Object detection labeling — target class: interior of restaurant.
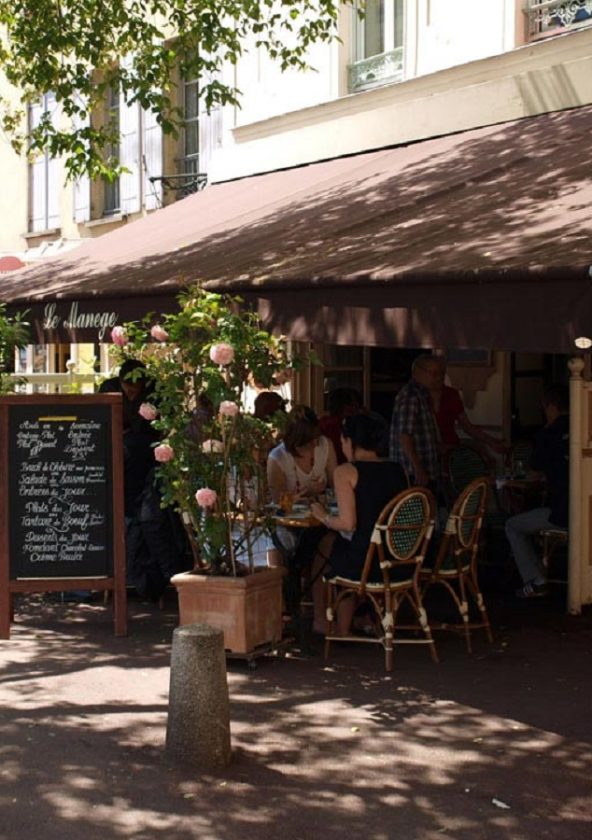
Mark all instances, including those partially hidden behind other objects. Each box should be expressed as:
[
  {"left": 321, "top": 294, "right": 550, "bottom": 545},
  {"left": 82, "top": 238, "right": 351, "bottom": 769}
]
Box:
[
  {"left": 16, "top": 340, "right": 572, "bottom": 450},
  {"left": 295, "top": 343, "right": 571, "bottom": 448}
]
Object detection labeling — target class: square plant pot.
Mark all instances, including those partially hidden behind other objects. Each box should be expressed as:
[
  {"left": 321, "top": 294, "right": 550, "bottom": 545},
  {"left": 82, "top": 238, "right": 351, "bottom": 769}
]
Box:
[{"left": 171, "top": 567, "right": 284, "bottom": 655}]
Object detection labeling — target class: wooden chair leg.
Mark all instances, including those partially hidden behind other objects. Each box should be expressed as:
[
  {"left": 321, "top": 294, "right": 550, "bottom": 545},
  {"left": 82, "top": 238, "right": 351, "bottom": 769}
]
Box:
[
  {"left": 458, "top": 574, "right": 472, "bottom": 653},
  {"left": 383, "top": 590, "right": 394, "bottom": 672},
  {"left": 324, "top": 581, "right": 335, "bottom": 661},
  {"left": 411, "top": 582, "right": 439, "bottom": 664},
  {"left": 468, "top": 573, "right": 493, "bottom": 644}
]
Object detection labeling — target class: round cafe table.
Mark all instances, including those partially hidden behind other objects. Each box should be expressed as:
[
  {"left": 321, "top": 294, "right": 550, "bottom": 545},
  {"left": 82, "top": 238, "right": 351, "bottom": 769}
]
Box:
[
  {"left": 272, "top": 505, "right": 327, "bottom": 643},
  {"left": 496, "top": 476, "right": 545, "bottom": 516}
]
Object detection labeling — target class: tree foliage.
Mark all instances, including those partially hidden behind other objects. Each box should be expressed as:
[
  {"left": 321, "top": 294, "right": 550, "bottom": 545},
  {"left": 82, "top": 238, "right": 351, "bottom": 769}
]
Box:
[
  {"left": 0, "top": 0, "right": 350, "bottom": 180},
  {"left": 0, "top": 304, "right": 29, "bottom": 394}
]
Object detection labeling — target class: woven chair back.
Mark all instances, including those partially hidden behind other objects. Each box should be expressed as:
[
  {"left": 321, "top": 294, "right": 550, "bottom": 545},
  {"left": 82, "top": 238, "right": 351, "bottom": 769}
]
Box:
[
  {"left": 447, "top": 443, "right": 494, "bottom": 498},
  {"left": 385, "top": 489, "right": 434, "bottom": 561},
  {"left": 455, "top": 478, "right": 488, "bottom": 548},
  {"left": 370, "top": 487, "right": 435, "bottom": 574}
]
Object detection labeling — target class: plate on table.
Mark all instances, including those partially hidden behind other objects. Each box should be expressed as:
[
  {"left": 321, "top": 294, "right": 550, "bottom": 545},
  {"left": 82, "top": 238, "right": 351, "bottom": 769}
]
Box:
[
  {"left": 283, "top": 509, "right": 312, "bottom": 520},
  {"left": 292, "top": 503, "right": 309, "bottom": 513}
]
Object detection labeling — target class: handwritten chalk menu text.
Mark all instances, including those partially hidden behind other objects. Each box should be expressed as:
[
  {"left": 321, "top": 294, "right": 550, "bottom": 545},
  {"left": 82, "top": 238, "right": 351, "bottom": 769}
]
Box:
[{"left": 9, "top": 404, "right": 113, "bottom": 579}]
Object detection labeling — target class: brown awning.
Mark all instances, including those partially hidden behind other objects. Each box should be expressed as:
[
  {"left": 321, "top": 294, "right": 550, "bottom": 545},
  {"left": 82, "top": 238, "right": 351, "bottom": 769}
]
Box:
[{"left": 2, "top": 105, "right": 592, "bottom": 350}]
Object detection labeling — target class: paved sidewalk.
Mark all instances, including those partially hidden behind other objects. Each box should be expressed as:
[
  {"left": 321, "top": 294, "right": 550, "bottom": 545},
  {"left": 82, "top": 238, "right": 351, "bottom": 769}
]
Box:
[{"left": 1, "top": 592, "right": 591, "bottom": 840}]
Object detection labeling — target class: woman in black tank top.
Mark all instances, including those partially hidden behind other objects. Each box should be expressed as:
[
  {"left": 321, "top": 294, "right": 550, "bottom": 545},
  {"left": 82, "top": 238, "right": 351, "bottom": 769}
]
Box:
[{"left": 310, "top": 413, "right": 407, "bottom": 635}]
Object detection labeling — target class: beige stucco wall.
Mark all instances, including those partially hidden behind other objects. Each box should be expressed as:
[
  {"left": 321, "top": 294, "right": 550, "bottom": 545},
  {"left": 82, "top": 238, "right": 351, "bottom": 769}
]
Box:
[
  {"left": 1, "top": 4, "right": 591, "bottom": 256},
  {"left": 212, "top": 26, "right": 592, "bottom": 181},
  {"left": 0, "top": 81, "right": 29, "bottom": 254}
]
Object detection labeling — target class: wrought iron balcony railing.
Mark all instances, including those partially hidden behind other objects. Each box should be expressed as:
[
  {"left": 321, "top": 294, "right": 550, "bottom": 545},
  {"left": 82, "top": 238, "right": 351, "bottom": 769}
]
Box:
[
  {"left": 348, "top": 47, "right": 404, "bottom": 93},
  {"left": 526, "top": 0, "right": 592, "bottom": 39},
  {"left": 149, "top": 172, "right": 207, "bottom": 201}
]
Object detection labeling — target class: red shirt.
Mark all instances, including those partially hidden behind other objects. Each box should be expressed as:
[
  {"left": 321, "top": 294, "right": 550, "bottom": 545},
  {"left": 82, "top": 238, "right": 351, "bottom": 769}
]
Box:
[
  {"left": 319, "top": 414, "right": 345, "bottom": 463},
  {"left": 434, "top": 385, "right": 464, "bottom": 446}
]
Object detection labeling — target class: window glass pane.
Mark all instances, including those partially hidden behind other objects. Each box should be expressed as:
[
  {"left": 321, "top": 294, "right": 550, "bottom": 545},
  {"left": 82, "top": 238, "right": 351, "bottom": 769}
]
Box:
[
  {"left": 184, "top": 122, "right": 199, "bottom": 159},
  {"left": 324, "top": 345, "right": 364, "bottom": 366},
  {"left": 182, "top": 76, "right": 199, "bottom": 173},
  {"left": 104, "top": 178, "right": 120, "bottom": 213},
  {"left": 394, "top": 0, "right": 404, "bottom": 48},
  {"left": 33, "top": 344, "right": 47, "bottom": 373},
  {"left": 323, "top": 372, "right": 364, "bottom": 410},
  {"left": 185, "top": 81, "right": 199, "bottom": 119},
  {"left": 364, "top": 0, "right": 384, "bottom": 57}
]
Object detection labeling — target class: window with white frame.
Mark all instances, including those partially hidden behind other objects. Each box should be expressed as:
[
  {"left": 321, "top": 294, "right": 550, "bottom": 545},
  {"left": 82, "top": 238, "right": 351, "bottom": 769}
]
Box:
[
  {"left": 349, "top": 0, "right": 404, "bottom": 92},
  {"left": 74, "top": 57, "right": 163, "bottom": 222},
  {"left": 181, "top": 75, "right": 200, "bottom": 178},
  {"left": 28, "top": 93, "right": 60, "bottom": 233},
  {"left": 526, "top": 1, "right": 592, "bottom": 38}
]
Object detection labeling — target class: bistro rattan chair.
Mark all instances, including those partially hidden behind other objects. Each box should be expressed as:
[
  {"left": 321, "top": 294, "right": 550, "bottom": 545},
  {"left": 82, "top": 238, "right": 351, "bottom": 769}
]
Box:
[
  {"left": 444, "top": 442, "right": 495, "bottom": 503},
  {"left": 540, "top": 527, "right": 568, "bottom": 586},
  {"left": 324, "top": 487, "right": 438, "bottom": 672},
  {"left": 420, "top": 477, "right": 493, "bottom": 653}
]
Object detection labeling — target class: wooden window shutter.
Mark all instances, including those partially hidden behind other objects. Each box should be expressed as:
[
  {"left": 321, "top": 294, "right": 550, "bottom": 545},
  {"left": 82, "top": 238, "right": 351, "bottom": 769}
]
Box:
[
  {"left": 72, "top": 94, "right": 91, "bottom": 223},
  {"left": 119, "top": 55, "right": 141, "bottom": 215},
  {"left": 142, "top": 104, "right": 163, "bottom": 210}
]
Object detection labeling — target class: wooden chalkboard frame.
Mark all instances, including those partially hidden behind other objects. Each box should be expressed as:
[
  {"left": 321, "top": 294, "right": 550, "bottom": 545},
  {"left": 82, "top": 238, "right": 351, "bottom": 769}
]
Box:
[{"left": 0, "top": 394, "right": 127, "bottom": 638}]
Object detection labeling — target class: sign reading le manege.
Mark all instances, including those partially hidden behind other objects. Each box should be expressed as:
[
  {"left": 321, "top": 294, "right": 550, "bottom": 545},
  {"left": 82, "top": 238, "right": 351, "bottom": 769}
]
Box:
[{"left": 43, "top": 302, "right": 119, "bottom": 340}]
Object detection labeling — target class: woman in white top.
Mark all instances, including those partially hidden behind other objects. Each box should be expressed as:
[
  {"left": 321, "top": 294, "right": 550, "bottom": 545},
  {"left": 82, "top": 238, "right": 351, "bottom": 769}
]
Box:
[{"left": 267, "top": 405, "right": 337, "bottom": 503}]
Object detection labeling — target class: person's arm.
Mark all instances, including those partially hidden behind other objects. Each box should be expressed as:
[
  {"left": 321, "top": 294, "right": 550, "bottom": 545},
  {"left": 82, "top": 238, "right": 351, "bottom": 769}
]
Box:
[
  {"left": 311, "top": 463, "right": 357, "bottom": 532},
  {"left": 457, "top": 412, "right": 507, "bottom": 455},
  {"left": 267, "top": 457, "right": 288, "bottom": 504},
  {"left": 399, "top": 433, "right": 429, "bottom": 486}
]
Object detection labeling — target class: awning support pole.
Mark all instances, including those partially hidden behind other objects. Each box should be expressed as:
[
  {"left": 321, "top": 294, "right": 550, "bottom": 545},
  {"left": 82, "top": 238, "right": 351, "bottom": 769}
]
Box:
[{"left": 568, "top": 356, "right": 585, "bottom": 614}]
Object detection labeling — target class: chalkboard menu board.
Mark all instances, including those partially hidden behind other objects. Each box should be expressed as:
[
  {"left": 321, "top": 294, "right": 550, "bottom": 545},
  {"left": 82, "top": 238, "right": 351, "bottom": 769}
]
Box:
[
  {"left": 0, "top": 394, "right": 126, "bottom": 638},
  {"left": 9, "top": 403, "right": 112, "bottom": 579}
]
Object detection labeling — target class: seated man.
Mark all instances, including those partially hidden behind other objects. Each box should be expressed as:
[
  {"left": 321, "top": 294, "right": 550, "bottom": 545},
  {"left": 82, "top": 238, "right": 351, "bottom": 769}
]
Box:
[{"left": 505, "top": 385, "right": 569, "bottom": 598}]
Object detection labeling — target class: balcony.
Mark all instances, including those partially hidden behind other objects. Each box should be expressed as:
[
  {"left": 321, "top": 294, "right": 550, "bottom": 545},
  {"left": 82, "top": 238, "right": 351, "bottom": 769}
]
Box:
[
  {"left": 348, "top": 47, "right": 404, "bottom": 93},
  {"left": 526, "top": 0, "right": 592, "bottom": 39}
]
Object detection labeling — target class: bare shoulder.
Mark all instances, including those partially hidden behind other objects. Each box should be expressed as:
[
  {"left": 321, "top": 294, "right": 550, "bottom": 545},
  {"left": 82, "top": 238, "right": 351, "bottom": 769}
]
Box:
[{"left": 334, "top": 462, "right": 358, "bottom": 485}]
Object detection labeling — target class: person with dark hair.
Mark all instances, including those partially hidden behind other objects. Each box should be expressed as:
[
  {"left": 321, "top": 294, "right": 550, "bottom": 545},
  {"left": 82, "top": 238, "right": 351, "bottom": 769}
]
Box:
[
  {"left": 254, "top": 390, "right": 287, "bottom": 421},
  {"left": 99, "top": 358, "right": 155, "bottom": 434},
  {"left": 389, "top": 355, "right": 442, "bottom": 489},
  {"left": 505, "top": 384, "right": 569, "bottom": 598},
  {"left": 319, "top": 386, "right": 363, "bottom": 464},
  {"left": 99, "top": 359, "right": 157, "bottom": 510},
  {"left": 100, "top": 359, "right": 189, "bottom": 600},
  {"left": 267, "top": 404, "right": 337, "bottom": 502},
  {"left": 310, "top": 412, "right": 408, "bottom": 634}
]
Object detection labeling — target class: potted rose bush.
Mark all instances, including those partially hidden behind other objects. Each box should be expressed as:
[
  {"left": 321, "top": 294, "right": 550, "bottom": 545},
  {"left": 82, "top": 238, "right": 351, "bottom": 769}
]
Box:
[{"left": 111, "top": 287, "right": 294, "bottom": 653}]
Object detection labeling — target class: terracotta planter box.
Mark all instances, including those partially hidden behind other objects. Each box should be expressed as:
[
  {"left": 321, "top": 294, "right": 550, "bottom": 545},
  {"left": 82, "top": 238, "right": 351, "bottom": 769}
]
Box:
[{"left": 171, "top": 567, "right": 284, "bottom": 655}]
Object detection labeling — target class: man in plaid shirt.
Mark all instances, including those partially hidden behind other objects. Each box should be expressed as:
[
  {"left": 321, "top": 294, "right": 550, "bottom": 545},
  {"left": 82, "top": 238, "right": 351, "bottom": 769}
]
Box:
[{"left": 389, "top": 355, "right": 441, "bottom": 489}]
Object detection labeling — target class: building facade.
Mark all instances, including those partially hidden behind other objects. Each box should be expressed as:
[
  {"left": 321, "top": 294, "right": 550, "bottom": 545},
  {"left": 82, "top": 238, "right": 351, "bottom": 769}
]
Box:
[{"left": 1, "top": 0, "right": 591, "bottom": 421}]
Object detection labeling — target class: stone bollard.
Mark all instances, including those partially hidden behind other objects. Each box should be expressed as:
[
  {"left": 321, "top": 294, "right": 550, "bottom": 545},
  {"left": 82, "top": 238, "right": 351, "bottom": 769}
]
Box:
[{"left": 166, "top": 623, "right": 231, "bottom": 768}]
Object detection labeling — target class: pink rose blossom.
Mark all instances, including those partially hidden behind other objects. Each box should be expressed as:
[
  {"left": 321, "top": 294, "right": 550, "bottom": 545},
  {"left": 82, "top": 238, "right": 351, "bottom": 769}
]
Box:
[
  {"left": 111, "top": 326, "right": 127, "bottom": 347},
  {"left": 150, "top": 324, "right": 169, "bottom": 342},
  {"left": 219, "top": 400, "right": 239, "bottom": 417},
  {"left": 195, "top": 487, "right": 218, "bottom": 508},
  {"left": 139, "top": 402, "right": 158, "bottom": 421},
  {"left": 202, "top": 439, "right": 224, "bottom": 453},
  {"left": 154, "top": 443, "right": 175, "bottom": 463},
  {"left": 209, "top": 343, "right": 235, "bottom": 366}
]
